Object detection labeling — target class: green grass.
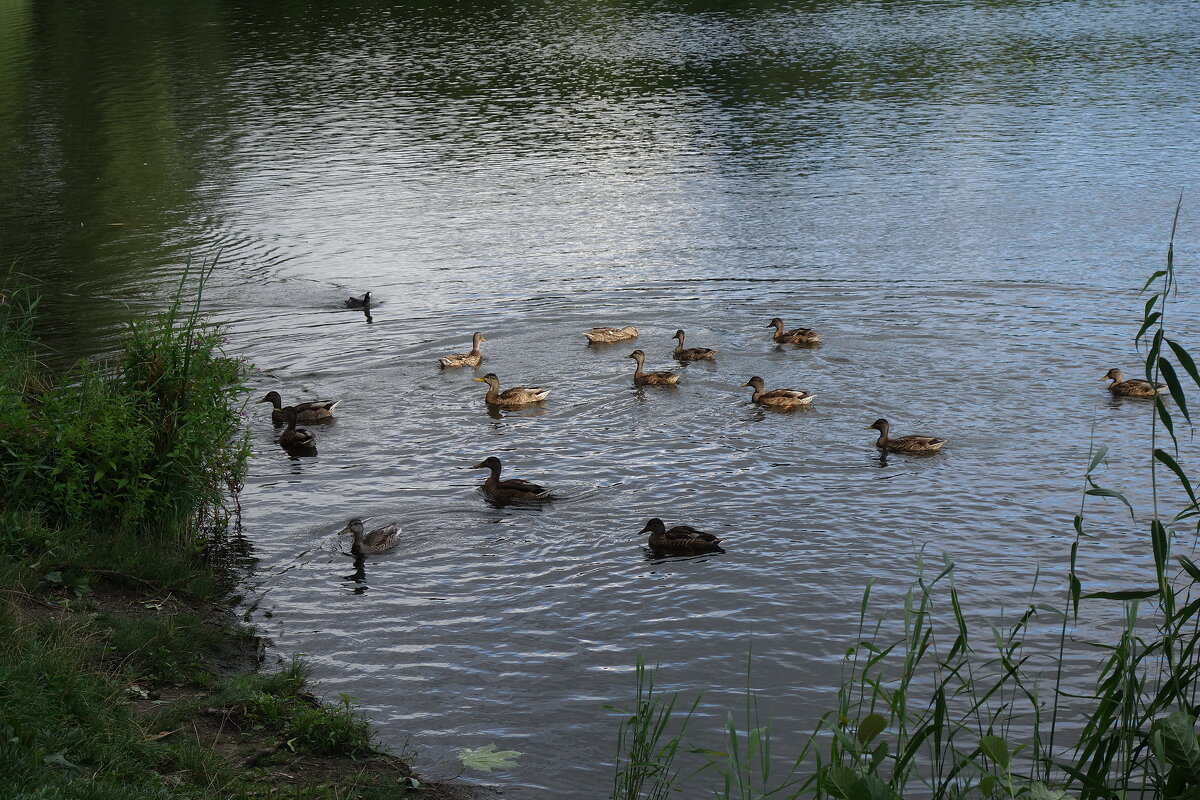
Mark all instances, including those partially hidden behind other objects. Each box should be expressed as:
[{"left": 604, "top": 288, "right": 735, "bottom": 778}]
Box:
[{"left": 611, "top": 205, "right": 1200, "bottom": 799}]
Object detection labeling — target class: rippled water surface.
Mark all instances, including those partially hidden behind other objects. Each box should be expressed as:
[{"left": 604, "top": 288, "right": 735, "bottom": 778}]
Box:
[{"left": 4, "top": 0, "right": 1200, "bottom": 795}]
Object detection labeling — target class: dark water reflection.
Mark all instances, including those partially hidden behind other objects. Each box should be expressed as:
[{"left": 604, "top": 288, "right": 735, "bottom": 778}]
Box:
[{"left": 3, "top": 0, "right": 1200, "bottom": 796}]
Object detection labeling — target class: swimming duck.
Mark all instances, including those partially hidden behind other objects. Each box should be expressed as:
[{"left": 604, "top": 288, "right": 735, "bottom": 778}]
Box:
[
  {"left": 584, "top": 326, "right": 638, "bottom": 343},
  {"left": 473, "top": 373, "right": 551, "bottom": 407},
  {"left": 672, "top": 330, "right": 717, "bottom": 361},
  {"left": 257, "top": 391, "right": 341, "bottom": 423},
  {"left": 1102, "top": 368, "right": 1167, "bottom": 398},
  {"left": 767, "top": 317, "right": 820, "bottom": 344},
  {"left": 339, "top": 518, "right": 400, "bottom": 555},
  {"left": 742, "top": 376, "right": 815, "bottom": 408},
  {"left": 639, "top": 518, "right": 724, "bottom": 554},
  {"left": 278, "top": 407, "right": 317, "bottom": 449},
  {"left": 345, "top": 292, "right": 371, "bottom": 309},
  {"left": 867, "top": 418, "right": 944, "bottom": 454},
  {"left": 439, "top": 332, "right": 487, "bottom": 368},
  {"left": 471, "top": 456, "right": 552, "bottom": 501},
  {"left": 628, "top": 350, "right": 680, "bottom": 386}
]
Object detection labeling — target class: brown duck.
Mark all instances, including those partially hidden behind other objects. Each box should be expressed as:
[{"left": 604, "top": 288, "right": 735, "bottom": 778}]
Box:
[
  {"left": 339, "top": 518, "right": 400, "bottom": 555},
  {"left": 742, "top": 376, "right": 814, "bottom": 408},
  {"left": 1102, "top": 368, "right": 1167, "bottom": 398},
  {"left": 473, "top": 373, "right": 550, "bottom": 407},
  {"left": 471, "top": 456, "right": 552, "bottom": 501},
  {"left": 672, "top": 330, "right": 716, "bottom": 361},
  {"left": 584, "top": 326, "right": 638, "bottom": 343},
  {"left": 257, "top": 391, "right": 341, "bottom": 423},
  {"left": 639, "top": 518, "right": 724, "bottom": 554},
  {"left": 628, "top": 350, "right": 680, "bottom": 386},
  {"left": 278, "top": 407, "right": 317, "bottom": 449},
  {"left": 767, "top": 317, "right": 820, "bottom": 344},
  {"left": 867, "top": 418, "right": 944, "bottom": 454},
  {"left": 439, "top": 332, "right": 487, "bottom": 368}
]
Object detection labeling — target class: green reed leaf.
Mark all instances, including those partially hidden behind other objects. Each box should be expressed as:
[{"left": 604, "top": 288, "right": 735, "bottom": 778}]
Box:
[
  {"left": 1140, "top": 269, "right": 1168, "bottom": 293},
  {"left": 1159, "top": 358, "right": 1190, "bottom": 422},
  {"left": 1085, "top": 487, "right": 1135, "bottom": 519},
  {"left": 1178, "top": 555, "right": 1200, "bottom": 584},
  {"left": 1135, "top": 311, "right": 1163, "bottom": 344},
  {"left": 1167, "top": 338, "right": 1200, "bottom": 389},
  {"left": 1155, "top": 449, "right": 1199, "bottom": 508},
  {"left": 1087, "top": 445, "right": 1108, "bottom": 475}
]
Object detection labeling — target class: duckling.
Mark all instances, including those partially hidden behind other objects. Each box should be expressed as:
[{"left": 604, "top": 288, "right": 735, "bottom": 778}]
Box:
[
  {"left": 257, "top": 391, "right": 341, "bottom": 423},
  {"left": 339, "top": 518, "right": 400, "bottom": 555},
  {"left": 278, "top": 407, "right": 317, "bottom": 449},
  {"left": 867, "top": 418, "right": 944, "bottom": 454},
  {"left": 672, "top": 330, "right": 717, "bottom": 361},
  {"left": 473, "top": 373, "right": 550, "bottom": 407},
  {"left": 767, "top": 317, "right": 820, "bottom": 345},
  {"left": 639, "top": 518, "right": 724, "bottom": 555},
  {"left": 439, "top": 332, "right": 487, "bottom": 368},
  {"left": 1102, "top": 368, "right": 1167, "bottom": 398},
  {"left": 345, "top": 292, "right": 371, "bottom": 308},
  {"left": 584, "top": 326, "right": 638, "bottom": 343},
  {"left": 470, "top": 456, "right": 552, "bottom": 501},
  {"left": 628, "top": 350, "right": 680, "bottom": 386},
  {"left": 742, "top": 376, "right": 815, "bottom": 408}
]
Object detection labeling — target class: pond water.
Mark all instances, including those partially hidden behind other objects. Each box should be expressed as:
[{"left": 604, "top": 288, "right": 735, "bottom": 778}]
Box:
[{"left": 3, "top": 0, "right": 1200, "bottom": 795}]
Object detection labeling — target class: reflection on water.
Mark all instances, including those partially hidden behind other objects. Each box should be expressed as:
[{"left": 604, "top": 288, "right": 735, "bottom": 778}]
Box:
[{"left": 3, "top": 0, "right": 1200, "bottom": 796}]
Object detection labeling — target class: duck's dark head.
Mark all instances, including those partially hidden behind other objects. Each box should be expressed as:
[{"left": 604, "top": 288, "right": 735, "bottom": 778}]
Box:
[
  {"left": 471, "top": 456, "right": 502, "bottom": 472},
  {"left": 627, "top": 350, "right": 646, "bottom": 361},
  {"left": 339, "top": 518, "right": 364, "bottom": 536},
  {"left": 672, "top": 330, "right": 685, "bottom": 341},
  {"left": 741, "top": 376, "right": 765, "bottom": 389},
  {"left": 472, "top": 332, "right": 487, "bottom": 345},
  {"left": 767, "top": 317, "right": 784, "bottom": 329},
  {"left": 1102, "top": 368, "right": 1122, "bottom": 381},
  {"left": 638, "top": 518, "right": 666, "bottom": 535},
  {"left": 257, "top": 390, "right": 283, "bottom": 407},
  {"left": 474, "top": 373, "right": 500, "bottom": 386},
  {"left": 866, "top": 418, "right": 890, "bottom": 432}
]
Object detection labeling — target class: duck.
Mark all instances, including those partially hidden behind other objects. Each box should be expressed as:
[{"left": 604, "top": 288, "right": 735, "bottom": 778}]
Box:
[
  {"left": 278, "top": 407, "right": 317, "bottom": 449},
  {"left": 639, "top": 518, "right": 724, "bottom": 555},
  {"left": 867, "top": 418, "right": 945, "bottom": 454},
  {"left": 439, "top": 332, "right": 487, "bottom": 368},
  {"left": 470, "top": 456, "right": 552, "bottom": 501},
  {"left": 767, "top": 317, "right": 820, "bottom": 345},
  {"left": 339, "top": 518, "right": 400, "bottom": 555},
  {"left": 672, "top": 330, "right": 717, "bottom": 361},
  {"left": 628, "top": 350, "right": 680, "bottom": 386},
  {"left": 742, "top": 376, "right": 815, "bottom": 408},
  {"left": 345, "top": 292, "right": 371, "bottom": 309},
  {"left": 1102, "top": 368, "right": 1167, "bottom": 398},
  {"left": 473, "top": 373, "right": 550, "bottom": 407},
  {"left": 584, "top": 326, "right": 638, "bottom": 343},
  {"left": 257, "top": 391, "right": 341, "bottom": 423}
]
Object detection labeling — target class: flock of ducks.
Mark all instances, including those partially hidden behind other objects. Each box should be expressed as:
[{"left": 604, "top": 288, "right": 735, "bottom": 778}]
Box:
[{"left": 258, "top": 293, "right": 1168, "bottom": 557}]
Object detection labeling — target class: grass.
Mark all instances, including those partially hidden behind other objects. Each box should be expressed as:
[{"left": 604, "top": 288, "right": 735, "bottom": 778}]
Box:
[
  {"left": 0, "top": 266, "right": 416, "bottom": 799},
  {"left": 610, "top": 203, "right": 1200, "bottom": 799}
]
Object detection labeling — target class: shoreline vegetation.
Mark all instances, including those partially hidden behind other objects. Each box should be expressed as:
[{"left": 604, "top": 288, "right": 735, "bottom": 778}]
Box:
[
  {"left": 610, "top": 210, "right": 1200, "bottom": 798},
  {"left": 0, "top": 271, "right": 498, "bottom": 800}
]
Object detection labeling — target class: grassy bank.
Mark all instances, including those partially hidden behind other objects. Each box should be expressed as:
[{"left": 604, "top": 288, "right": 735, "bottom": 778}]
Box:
[
  {"left": 0, "top": 275, "right": 448, "bottom": 799},
  {"left": 610, "top": 212, "right": 1200, "bottom": 798}
]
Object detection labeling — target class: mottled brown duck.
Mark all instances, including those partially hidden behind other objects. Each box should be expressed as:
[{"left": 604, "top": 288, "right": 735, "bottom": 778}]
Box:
[
  {"left": 584, "top": 326, "right": 638, "bottom": 343},
  {"left": 672, "top": 330, "right": 717, "bottom": 361},
  {"left": 628, "top": 350, "right": 680, "bottom": 386},
  {"left": 741, "top": 376, "right": 814, "bottom": 408},
  {"left": 471, "top": 456, "right": 552, "bottom": 501},
  {"left": 339, "top": 518, "right": 400, "bottom": 555},
  {"left": 257, "top": 391, "right": 341, "bottom": 423},
  {"left": 867, "top": 418, "right": 945, "bottom": 454},
  {"left": 473, "top": 373, "right": 551, "bottom": 407},
  {"left": 640, "top": 518, "right": 724, "bottom": 554},
  {"left": 278, "top": 407, "right": 317, "bottom": 449},
  {"left": 767, "top": 317, "right": 820, "bottom": 344},
  {"left": 439, "top": 332, "right": 487, "bottom": 368},
  {"left": 1102, "top": 368, "right": 1167, "bottom": 398}
]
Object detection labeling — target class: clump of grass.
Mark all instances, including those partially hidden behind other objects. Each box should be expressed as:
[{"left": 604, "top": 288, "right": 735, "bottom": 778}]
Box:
[{"left": 608, "top": 655, "right": 699, "bottom": 800}]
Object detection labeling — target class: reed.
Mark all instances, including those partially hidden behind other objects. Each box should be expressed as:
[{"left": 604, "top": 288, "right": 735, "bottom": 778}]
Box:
[{"left": 612, "top": 203, "right": 1200, "bottom": 798}]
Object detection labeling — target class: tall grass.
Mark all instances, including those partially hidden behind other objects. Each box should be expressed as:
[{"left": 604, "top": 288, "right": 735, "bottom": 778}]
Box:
[
  {"left": 611, "top": 205, "right": 1200, "bottom": 799},
  {"left": 0, "top": 263, "right": 249, "bottom": 553}
]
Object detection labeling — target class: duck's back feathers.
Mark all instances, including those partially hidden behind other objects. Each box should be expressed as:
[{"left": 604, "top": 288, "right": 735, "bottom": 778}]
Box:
[
  {"left": 584, "top": 326, "right": 638, "bottom": 343},
  {"left": 352, "top": 523, "right": 400, "bottom": 555},
  {"left": 886, "top": 435, "right": 946, "bottom": 453}
]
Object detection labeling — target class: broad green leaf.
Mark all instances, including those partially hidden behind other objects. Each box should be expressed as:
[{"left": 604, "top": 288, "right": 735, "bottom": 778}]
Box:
[
  {"left": 1168, "top": 338, "right": 1200, "bottom": 390},
  {"left": 823, "top": 764, "right": 859, "bottom": 798},
  {"left": 848, "top": 774, "right": 900, "bottom": 800},
  {"left": 857, "top": 713, "right": 887, "bottom": 745},
  {"left": 1084, "top": 487, "right": 1135, "bottom": 519},
  {"left": 1135, "top": 311, "right": 1163, "bottom": 344},
  {"left": 1179, "top": 556, "right": 1200, "bottom": 584},
  {"left": 1160, "top": 358, "right": 1190, "bottom": 422},
  {"left": 457, "top": 744, "right": 522, "bottom": 773},
  {"left": 1086, "top": 445, "right": 1108, "bottom": 475},
  {"left": 1140, "top": 269, "right": 1168, "bottom": 293},
  {"left": 1156, "top": 449, "right": 1199, "bottom": 508},
  {"left": 980, "top": 734, "right": 1010, "bottom": 769},
  {"left": 1028, "top": 782, "right": 1068, "bottom": 800},
  {"left": 1150, "top": 711, "right": 1200, "bottom": 778}
]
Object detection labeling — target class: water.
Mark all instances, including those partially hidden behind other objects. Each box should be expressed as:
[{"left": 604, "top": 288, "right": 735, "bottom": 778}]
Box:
[{"left": 3, "top": 0, "right": 1200, "bottom": 795}]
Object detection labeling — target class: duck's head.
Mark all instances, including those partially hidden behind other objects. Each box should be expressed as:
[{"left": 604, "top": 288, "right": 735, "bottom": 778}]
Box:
[
  {"left": 1102, "top": 368, "right": 1122, "bottom": 381},
  {"left": 281, "top": 406, "right": 299, "bottom": 424},
  {"left": 474, "top": 373, "right": 501, "bottom": 386},
  {"left": 767, "top": 317, "right": 784, "bottom": 329},
  {"left": 257, "top": 390, "right": 283, "bottom": 407},
  {"left": 471, "top": 456, "right": 502, "bottom": 471},
  {"left": 627, "top": 350, "right": 646, "bottom": 361},
  {"left": 638, "top": 518, "right": 666, "bottom": 535},
  {"left": 338, "top": 518, "right": 364, "bottom": 536},
  {"left": 742, "top": 376, "right": 765, "bottom": 390},
  {"left": 866, "top": 418, "right": 890, "bottom": 432},
  {"left": 361, "top": 292, "right": 372, "bottom": 303},
  {"left": 672, "top": 330, "right": 686, "bottom": 341},
  {"left": 472, "top": 332, "right": 488, "bottom": 345}
]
